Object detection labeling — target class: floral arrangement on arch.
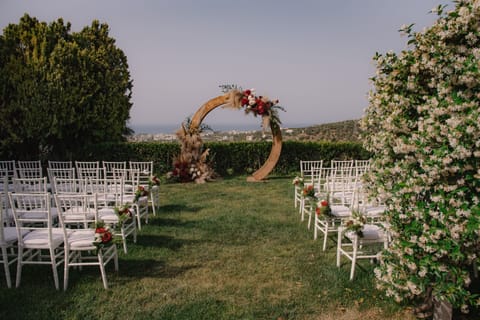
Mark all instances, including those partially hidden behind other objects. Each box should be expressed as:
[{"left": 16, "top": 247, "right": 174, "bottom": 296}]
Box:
[
  {"left": 361, "top": 1, "right": 480, "bottom": 315},
  {"left": 93, "top": 221, "right": 113, "bottom": 253},
  {"left": 225, "top": 87, "right": 285, "bottom": 134}
]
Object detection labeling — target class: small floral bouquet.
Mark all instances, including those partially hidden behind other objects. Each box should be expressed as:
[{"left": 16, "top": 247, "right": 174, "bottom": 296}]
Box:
[
  {"left": 114, "top": 204, "right": 133, "bottom": 225},
  {"left": 93, "top": 221, "right": 113, "bottom": 253},
  {"left": 292, "top": 176, "right": 305, "bottom": 188},
  {"left": 148, "top": 175, "right": 160, "bottom": 187},
  {"left": 240, "top": 89, "right": 279, "bottom": 117},
  {"left": 134, "top": 185, "right": 149, "bottom": 202},
  {"left": 345, "top": 211, "right": 367, "bottom": 237},
  {"left": 302, "top": 185, "right": 316, "bottom": 199},
  {"left": 315, "top": 199, "right": 332, "bottom": 217}
]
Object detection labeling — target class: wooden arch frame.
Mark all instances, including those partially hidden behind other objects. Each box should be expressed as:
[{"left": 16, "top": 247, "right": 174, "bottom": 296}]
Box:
[{"left": 189, "top": 93, "right": 282, "bottom": 182}]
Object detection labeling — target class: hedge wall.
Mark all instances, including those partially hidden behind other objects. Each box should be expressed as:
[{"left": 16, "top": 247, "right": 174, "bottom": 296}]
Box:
[{"left": 83, "top": 140, "right": 370, "bottom": 177}]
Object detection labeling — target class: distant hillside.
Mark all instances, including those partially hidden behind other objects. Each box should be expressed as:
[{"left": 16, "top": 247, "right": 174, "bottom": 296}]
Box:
[{"left": 283, "top": 119, "right": 362, "bottom": 143}]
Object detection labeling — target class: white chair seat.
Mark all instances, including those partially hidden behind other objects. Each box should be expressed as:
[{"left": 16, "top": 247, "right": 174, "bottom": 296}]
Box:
[
  {"left": 1, "top": 227, "right": 29, "bottom": 244},
  {"left": 22, "top": 228, "right": 66, "bottom": 247},
  {"left": 63, "top": 208, "right": 96, "bottom": 222},
  {"left": 346, "top": 224, "right": 384, "bottom": 241},
  {"left": 68, "top": 229, "right": 96, "bottom": 249},
  {"left": 330, "top": 205, "right": 351, "bottom": 217},
  {"left": 363, "top": 205, "right": 386, "bottom": 217}
]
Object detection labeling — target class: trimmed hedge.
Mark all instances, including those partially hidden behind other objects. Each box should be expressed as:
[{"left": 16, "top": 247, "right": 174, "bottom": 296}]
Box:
[{"left": 84, "top": 140, "right": 370, "bottom": 177}]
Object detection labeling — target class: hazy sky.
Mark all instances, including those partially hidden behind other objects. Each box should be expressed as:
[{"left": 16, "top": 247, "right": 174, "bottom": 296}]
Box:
[{"left": 0, "top": 0, "right": 453, "bottom": 132}]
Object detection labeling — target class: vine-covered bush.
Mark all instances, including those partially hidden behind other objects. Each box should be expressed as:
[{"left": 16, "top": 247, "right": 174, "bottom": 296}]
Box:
[{"left": 361, "top": 0, "right": 480, "bottom": 314}]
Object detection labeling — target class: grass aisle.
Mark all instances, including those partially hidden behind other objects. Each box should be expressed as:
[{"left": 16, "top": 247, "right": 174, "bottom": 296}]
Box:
[{"left": 0, "top": 176, "right": 412, "bottom": 320}]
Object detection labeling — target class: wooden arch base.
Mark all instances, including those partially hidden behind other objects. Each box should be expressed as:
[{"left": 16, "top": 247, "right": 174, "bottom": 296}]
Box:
[{"left": 190, "top": 93, "right": 282, "bottom": 182}]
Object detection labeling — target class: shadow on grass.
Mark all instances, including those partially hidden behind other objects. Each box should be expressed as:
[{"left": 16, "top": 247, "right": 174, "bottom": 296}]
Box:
[
  {"left": 159, "top": 204, "right": 204, "bottom": 214},
  {"left": 117, "top": 258, "right": 201, "bottom": 279},
  {"left": 147, "top": 217, "right": 198, "bottom": 228},
  {"left": 135, "top": 234, "right": 200, "bottom": 250}
]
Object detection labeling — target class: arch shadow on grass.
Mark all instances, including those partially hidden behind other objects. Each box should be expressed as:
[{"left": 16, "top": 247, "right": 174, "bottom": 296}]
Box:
[
  {"left": 133, "top": 234, "right": 201, "bottom": 250},
  {"left": 159, "top": 204, "right": 204, "bottom": 214}
]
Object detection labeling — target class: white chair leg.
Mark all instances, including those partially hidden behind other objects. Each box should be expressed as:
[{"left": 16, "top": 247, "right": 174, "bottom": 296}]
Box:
[
  {"left": 350, "top": 237, "right": 358, "bottom": 280},
  {"left": 64, "top": 250, "right": 70, "bottom": 291},
  {"left": 50, "top": 248, "right": 60, "bottom": 290},
  {"left": 113, "top": 246, "right": 119, "bottom": 272},
  {"left": 16, "top": 247, "right": 23, "bottom": 288},
  {"left": 322, "top": 224, "right": 328, "bottom": 251},
  {"left": 2, "top": 247, "right": 12, "bottom": 288},
  {"left": 98, "top": 252, "right": 108, "bottom": 289},
  {"left": 336, "top": 228, "right": 342, "bottom": 267}
]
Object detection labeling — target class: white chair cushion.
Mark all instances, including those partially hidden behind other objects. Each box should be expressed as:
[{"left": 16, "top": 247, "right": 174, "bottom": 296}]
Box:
[
  {"left": 1, "top": 227, "right": 29, "bottom": 244},
  {"left": 67, "top": 229, "right": 96, "bottom": 249},
  {"left": 330, "top": 205, "right": 351, "bottom": 217},
  {"left": 22, "top": 228, "right": 66, "bottom": 247}
]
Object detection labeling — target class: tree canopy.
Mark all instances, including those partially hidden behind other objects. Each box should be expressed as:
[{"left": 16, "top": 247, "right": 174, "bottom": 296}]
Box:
[{"left": 0, "top": 14, "right": 133, "bottom": 160}]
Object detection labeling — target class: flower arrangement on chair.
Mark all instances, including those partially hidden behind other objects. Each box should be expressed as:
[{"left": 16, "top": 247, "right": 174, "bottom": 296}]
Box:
[
  {"left": 93, "top": 221, "right": 113, "bottom": 253},
  {"left": 302, "top": 185, "right": 316, "bottom": 199},
  {"left": 114, "top": 204, "right": 133, "bottom": 225},
  {"left": 148, "top": 175, "right": 160, "bottom": 188},
  {"left": 134, "top": 185, "right": 149, "bottom": 202},
  {"left": 315, "top": 199, "right": 332, "bottom": 217},
  {"left": 292, "top": 176, "right": 305, "bottom": 188},
  {"left": 345, "top": 211, "right": 367, "bottom": 237}
]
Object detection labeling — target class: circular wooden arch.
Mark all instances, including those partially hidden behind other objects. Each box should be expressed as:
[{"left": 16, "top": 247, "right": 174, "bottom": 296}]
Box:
[{"left": 190, "top": 93, "right": 282, "bottom": 182}]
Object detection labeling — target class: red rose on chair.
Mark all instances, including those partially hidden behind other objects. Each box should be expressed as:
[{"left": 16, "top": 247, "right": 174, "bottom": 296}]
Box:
[{"left": 102, "top": 231, "right": 112, "bottom": 243}]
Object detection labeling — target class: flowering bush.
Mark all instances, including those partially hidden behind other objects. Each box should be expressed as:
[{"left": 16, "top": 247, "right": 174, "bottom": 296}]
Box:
[
  {"left": 361, "top": 0, "right": 480, "bottom": 314},
  {"left": 114, "top": 204, "right": 133, "bottom": 225},
  {"left": 93, "top": 221, "right": 113, "bottom": 253},
  {"left": 315, "top": 199, "right": 332, "bottom": 217},
  {"left": 134, "top": 185, "right": 149, "bottom": 202}
]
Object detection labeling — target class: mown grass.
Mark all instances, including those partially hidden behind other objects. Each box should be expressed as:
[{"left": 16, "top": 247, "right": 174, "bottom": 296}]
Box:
[{"left": 0, "top": 176, "right": 414, "bottom": 320}]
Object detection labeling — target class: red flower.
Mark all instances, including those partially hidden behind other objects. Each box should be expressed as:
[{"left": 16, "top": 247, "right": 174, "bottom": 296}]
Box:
[
  {"left": 102, "top": 231, "right": 112, "bottom": 243},
  {"left": 96, "top": 227, "right": 106, "bottom": 234},
  {"left": 241, "top": 97, "right": 248, "bottom": 105},
  {"left": 320, "top": 200, "right": 328, "bottom": 207},
  {"left": 245, "top": 89, "right": 251, "bottom": 95}
]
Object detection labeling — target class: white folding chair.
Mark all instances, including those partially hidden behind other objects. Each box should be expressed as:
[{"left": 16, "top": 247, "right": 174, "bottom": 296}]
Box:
[
  {"left": 75, "top": 161, "right": 101, "bottom": 180},
  {"left": 103, "top": 161, "right": 126, "bottom": 180},
  {"left": 313, "top": 174, "right": 358, "bottom": 251},
  {"left": 96, "top": 193, "right": 137, "bottom": 254},
  {"left": 1, "top": 193, "right": 29, "bottom": 288},
  {"left": 8, "top": 192, "right": 65, "bottom": 290},
  {"left": 48, "top": 161, "right": 73, "bottom": 170},
  {"left": 47, "top": 168, "right": 76, "bottom": 193},
  {"left": 129, "top": 161, "right": 158, "bottom": 216},
  {"left": 121, "top": 169, "right": 149, "bottom": 230},
  {"left": 13, "top": 177, "right": 48, "bottom": 193},
  {"left": 55, "top": 193, "right": 118, "bottom": 290},
  {"left": 337, "top": 223, "right": 389, "bottom": 280},
  {"left": 0, "top": 161, "right": 17, "bottom": 192},
  {"left": 16, "top": 160, "right": 43, "bottom": 179},
  {"left": 52, "top": 177, "right": 87, "bottom": 194}
]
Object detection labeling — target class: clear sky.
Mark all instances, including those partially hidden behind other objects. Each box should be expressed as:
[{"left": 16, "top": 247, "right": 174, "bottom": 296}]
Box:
[{"left": 0, "top": 0, "right": 453, "bottom": 132}]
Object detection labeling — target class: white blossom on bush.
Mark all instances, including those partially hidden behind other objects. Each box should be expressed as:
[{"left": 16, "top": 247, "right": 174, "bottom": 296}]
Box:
[{"left": 361, "top": 0, "right": 480, "bottom": 313}]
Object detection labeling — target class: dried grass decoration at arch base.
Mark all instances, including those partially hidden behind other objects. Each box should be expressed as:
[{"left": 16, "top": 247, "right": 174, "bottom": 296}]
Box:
[{"left": 168, "top": 88, "right": 285, "bottom": 183}]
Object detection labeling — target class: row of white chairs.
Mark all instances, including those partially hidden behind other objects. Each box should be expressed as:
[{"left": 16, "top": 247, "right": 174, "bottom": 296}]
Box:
[
  {"left": 0, "top": 159, "right": 160, "bottom": 218},
  {"left": 0, "top": 191, "right": 131, "bottom": 290},
  {"left": 294, "top": 159, "right": 390, "bottom": 280}
]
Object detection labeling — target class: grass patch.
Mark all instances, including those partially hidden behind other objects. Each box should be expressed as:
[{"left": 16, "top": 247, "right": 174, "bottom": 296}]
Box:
[{"left": 0, "top": 176, "right": 414, "bottom": 319}]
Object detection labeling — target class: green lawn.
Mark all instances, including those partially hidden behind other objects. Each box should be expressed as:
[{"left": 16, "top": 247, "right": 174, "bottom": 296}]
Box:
[{"left": 0, "top": 176, "right": 413, "bottom": 320}]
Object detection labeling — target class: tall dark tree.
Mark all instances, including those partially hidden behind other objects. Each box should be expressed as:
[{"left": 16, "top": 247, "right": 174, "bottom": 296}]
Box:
[{"left": 0, "top": 14, "right": 133, "bottom": 160}]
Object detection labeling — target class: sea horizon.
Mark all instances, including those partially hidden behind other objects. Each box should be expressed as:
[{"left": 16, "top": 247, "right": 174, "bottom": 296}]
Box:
[{"left": 130, "top": 122, "right": 314, "bottom": 135}]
